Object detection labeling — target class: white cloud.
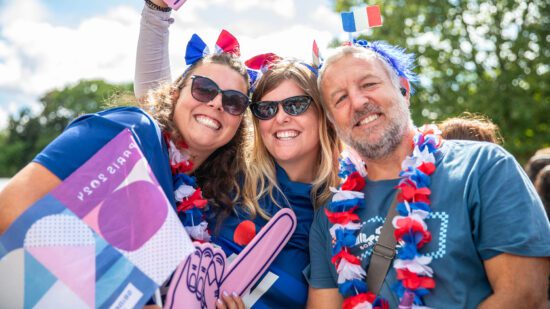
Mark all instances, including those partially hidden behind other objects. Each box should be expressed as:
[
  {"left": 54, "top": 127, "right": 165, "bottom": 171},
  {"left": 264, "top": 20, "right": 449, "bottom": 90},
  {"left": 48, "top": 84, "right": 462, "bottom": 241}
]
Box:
[
  {"left": 0, "top": 0, "right": 49, "bottom": 27},
  {"left": 0, "top": 5, "right": 140, "bottom": 96},
  {"left": 167, "top": 0, "right": 341, "bottom": 78},
  {"left": 0, "top": 0, "right": 342, "bottom": 129}
]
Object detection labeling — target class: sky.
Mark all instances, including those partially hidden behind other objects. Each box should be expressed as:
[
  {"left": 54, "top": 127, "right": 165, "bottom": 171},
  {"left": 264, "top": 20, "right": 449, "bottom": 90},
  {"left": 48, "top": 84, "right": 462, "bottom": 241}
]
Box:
[{"left": 0, "top": 0, "right": 346, "bottom": 129}]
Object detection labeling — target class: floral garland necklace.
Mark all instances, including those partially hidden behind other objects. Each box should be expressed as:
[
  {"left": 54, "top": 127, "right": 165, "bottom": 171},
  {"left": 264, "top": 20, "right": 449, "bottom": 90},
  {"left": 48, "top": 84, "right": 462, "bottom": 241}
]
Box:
[
  {"left": 163, "top": 131, "right": 211, "bottom": 242},
  {"left": 327, "top": 125, "right": 442, "bottom": 309}
]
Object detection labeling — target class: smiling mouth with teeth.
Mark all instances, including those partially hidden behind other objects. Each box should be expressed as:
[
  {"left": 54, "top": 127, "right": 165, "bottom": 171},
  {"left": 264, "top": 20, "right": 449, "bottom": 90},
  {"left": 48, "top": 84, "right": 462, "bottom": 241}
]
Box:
[
  {"left": 275, "top": 130, "right": 300, "bottom": 140},
  {"left": 195, "top": 115, "right": 221, "bottom": 130},
  {"left": 356, "top": 113, "right": 381, "bottom": 127}
]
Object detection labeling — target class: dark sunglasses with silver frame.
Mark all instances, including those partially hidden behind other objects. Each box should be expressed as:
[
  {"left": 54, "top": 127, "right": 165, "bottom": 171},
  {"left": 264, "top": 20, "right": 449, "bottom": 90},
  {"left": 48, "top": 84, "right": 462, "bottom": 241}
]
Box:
[
  {"left": 188, "top": 75, "right": 251, "bottom": 116},
  {"left": 250, "top": 95, "right": 313, "bottom": 120}
]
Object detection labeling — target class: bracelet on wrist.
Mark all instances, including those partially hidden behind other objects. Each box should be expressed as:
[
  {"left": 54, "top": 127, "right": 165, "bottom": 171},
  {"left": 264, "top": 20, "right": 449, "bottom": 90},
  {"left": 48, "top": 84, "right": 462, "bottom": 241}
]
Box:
[{"left": 145, "top": 0, "right": 172, "bottom": 12}]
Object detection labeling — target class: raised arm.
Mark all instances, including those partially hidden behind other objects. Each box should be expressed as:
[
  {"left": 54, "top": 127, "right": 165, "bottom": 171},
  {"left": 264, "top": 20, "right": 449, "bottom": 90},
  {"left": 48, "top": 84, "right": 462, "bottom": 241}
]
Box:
[{"left": 134, "top": 0, "right": 174, "bottom": 99}]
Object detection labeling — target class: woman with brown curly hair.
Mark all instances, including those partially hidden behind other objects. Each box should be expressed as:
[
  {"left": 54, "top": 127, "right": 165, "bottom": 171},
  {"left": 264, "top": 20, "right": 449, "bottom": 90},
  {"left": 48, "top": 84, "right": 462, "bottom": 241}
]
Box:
[{"left": 0, "top": 31, "right": 251, "bottom": 251}]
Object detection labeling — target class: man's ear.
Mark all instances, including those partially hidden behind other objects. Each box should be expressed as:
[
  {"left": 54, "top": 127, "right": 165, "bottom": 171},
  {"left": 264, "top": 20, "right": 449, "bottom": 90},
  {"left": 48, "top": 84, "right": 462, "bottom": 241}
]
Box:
[{"left": 399, "top": 77, "right": 411, "bottom": 104}]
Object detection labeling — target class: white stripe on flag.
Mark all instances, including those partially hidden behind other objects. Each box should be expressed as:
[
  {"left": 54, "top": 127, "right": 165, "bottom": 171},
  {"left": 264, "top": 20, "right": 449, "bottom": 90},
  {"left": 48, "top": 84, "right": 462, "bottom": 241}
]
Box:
[{"left": 353, "top": 7, "right": 369, "bottom": 31}]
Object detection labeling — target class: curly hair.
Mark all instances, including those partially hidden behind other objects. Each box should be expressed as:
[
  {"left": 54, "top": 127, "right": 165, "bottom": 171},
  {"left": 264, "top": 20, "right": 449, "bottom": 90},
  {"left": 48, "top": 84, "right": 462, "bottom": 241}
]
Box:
[
  {"left": 242, "top": 59, "right": 341, "bottom": 219},
  {"left": 142, "top": 53, "right": 250, "bottom": 215}
]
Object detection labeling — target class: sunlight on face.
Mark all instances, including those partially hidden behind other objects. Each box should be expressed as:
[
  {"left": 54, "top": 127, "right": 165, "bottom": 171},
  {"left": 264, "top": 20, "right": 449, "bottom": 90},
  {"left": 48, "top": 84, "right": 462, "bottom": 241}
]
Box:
[{"left": 321, "top": 55, "right": 411, "bottom": 160}]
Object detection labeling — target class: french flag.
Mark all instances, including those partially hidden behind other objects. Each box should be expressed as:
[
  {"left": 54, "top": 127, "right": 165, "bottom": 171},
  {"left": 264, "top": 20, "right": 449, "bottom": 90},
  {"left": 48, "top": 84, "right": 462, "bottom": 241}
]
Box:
[{"left": 341, "top": 5, "right": 382, "bottom": 32}]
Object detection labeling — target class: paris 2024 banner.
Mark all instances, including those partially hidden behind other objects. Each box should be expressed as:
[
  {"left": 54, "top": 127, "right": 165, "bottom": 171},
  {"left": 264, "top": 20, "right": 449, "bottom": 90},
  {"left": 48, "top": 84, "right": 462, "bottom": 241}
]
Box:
[{"left": 0, "top": 129, "right": 297, "bottom": 309}]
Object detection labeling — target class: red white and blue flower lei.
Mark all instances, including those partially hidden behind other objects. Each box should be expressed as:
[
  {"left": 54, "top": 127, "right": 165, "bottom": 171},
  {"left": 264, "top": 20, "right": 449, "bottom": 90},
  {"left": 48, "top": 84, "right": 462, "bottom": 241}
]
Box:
[
  {"left": 327, "top": 125, "right": 442, "bottom": 309},
  {"left": 163, "top": 131, "right": 211, "bottom": 242}
]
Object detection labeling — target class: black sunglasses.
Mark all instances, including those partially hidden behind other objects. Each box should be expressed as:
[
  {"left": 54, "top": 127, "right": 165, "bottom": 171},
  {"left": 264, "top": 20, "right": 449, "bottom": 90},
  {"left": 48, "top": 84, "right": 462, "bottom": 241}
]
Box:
[
  {"left": 190, "top": 75, "right": 250, "bottom": 116},
  {"left": 250, "top": 95, "right": 313, "bottom": 120}
]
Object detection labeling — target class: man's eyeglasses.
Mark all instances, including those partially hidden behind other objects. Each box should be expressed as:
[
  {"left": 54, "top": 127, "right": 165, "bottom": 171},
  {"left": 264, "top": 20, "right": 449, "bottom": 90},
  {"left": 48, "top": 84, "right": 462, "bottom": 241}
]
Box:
[
  {"left": 250, "top": 95, "right": 312, "bottom": 120},
  {"left": 190, "top": 75, "right": 250, "bottom": 116}
]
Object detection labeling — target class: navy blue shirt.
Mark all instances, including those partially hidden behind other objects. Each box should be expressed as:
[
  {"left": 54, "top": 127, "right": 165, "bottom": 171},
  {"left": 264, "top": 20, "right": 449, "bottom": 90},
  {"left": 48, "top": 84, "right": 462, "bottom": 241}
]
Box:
[{"left": 208, "top": 165, "right": 313, "bottom": 308}]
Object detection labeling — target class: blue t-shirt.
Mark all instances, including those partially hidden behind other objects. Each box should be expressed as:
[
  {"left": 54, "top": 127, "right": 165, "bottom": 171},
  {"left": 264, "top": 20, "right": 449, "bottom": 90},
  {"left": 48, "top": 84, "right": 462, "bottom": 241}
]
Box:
[
  {"left": 207, "top": 165, "right": 313, "bottom": 309},
  {"left": 36, "top": 111, "right": 314, "bottom": 308},
  {"left": 34, "top": 106, "right": 174, "bottom": 205},
  {"left": 308, "top": 140, "right": 550, "bottom": 308},
  {"left": 34, "top": 107, "right": 176, "bottom": 306}
]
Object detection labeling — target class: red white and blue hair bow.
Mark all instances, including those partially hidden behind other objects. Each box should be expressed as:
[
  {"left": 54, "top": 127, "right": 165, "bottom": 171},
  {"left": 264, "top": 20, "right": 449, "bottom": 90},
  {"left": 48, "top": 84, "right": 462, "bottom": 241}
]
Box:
[
  {"left": 245, "top": 52, "right": 282, "bottom": 88},
  {"left": 185, "top": 29, "right": 241, "bottom": 66}
]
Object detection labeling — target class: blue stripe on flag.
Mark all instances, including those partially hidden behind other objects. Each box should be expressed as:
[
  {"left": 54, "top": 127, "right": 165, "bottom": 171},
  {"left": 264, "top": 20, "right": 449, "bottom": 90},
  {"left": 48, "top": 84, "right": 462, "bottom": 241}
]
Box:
[{"left": 341, "top": 11, "right": 356, "bottom": 32}]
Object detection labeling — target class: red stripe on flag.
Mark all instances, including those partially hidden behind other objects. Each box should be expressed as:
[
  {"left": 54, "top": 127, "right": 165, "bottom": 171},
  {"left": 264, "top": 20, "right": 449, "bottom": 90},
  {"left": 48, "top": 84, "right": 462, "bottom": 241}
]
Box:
[
  {"left": 366, "top": 5, "right": 382, "bottom": 27},
  {"left": 313, "top": 40, "right": 319, "bottom": 57}
]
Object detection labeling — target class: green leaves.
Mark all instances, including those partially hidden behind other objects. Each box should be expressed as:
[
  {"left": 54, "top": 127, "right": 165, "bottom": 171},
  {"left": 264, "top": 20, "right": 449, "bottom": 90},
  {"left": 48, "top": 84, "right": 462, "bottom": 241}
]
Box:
[
  {"left": 0, "top": 80, "right": 133, "bottom": 177},
  {"left": 333, "top": 0, "right": 549, "bottom": 162}
]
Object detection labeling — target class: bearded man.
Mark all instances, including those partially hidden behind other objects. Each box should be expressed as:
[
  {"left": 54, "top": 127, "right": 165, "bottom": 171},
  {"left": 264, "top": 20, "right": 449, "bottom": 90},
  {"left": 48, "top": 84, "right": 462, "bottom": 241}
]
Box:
[{"left": 306, "top": 42, "right": 550, "bottom": 308}]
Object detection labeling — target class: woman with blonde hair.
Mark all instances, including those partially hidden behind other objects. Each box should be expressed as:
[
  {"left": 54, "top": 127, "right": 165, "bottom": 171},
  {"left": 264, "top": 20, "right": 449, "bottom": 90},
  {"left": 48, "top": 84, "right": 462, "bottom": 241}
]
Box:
[
  {"left": 134, "top": 1, "right": 341, "bottom": 307},
  {"left": 218, "top": 57, "right": 342, "bottom": 307}
]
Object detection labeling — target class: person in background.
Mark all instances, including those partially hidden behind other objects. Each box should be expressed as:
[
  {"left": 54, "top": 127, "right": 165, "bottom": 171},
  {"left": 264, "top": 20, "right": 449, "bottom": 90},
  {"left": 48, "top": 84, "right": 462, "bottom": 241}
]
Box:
[
  {"left": 525, "top": 148, "right": 550, "bottom": 182},
  {"left": 438, "top": 113, "right": 503, "bottom": 144},
  {"left": 525, "top": 148, "right": 550, "bottom": 222},
  {"left": 535, "top": 165, "right": 550, "bottom": 219}
]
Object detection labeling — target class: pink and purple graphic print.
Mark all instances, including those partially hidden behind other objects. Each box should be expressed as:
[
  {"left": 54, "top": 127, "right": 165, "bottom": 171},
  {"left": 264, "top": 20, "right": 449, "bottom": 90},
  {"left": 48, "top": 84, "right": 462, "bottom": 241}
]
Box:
[{"left": 0, "top": 129, "right": 193, "bottom": 308}]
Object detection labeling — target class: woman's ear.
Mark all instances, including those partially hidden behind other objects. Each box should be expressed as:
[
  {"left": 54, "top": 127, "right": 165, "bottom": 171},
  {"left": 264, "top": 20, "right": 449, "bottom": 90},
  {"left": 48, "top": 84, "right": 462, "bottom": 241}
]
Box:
[{"left": 171, "top": 86, "right": 181, "bottom": 104}]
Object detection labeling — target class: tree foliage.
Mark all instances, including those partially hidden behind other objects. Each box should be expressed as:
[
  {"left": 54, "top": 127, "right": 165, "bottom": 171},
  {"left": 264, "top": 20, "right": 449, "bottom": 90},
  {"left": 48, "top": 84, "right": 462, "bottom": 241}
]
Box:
[
  {"left": 333, "top": 0, "right": 549, "bottom": 162},
  {"left": 0, "top": 80, "right": 133, "bottom": 177}
]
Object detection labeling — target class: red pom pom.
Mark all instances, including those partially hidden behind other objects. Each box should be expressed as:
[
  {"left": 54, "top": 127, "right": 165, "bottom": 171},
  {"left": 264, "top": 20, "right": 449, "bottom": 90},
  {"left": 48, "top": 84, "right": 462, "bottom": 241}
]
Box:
[
  {"left": 172, "top": 160, "right": 193, "bottom": 174},
  {"left": 393, "top": 217, "right": 432, "bottom": 248},
  {"left": 177, "top": 188, "right": 207, "bottom": 212},
  {"left": 331, "top": 249, "right": 361, "bottom": 267},
  {"left": 325, "top": 207, "right": 360, "bottom": 225},
  {"left": 417, "top": 162, "right": 436, "bottom": 175},
  {"left": 234, "top": 220, "right": 256, "bottom": 246},
  {"left": 342, "top": 292, "right": 377, "bottom": 309},
  {"left": 398, "top": 183, "right": 431, "bottom": 203},
  {"left": 396, "top": 269, "right": 435, "bottom": 290},
  {"left": 342, "top": 171, "right": 366, "bottom": 191}
]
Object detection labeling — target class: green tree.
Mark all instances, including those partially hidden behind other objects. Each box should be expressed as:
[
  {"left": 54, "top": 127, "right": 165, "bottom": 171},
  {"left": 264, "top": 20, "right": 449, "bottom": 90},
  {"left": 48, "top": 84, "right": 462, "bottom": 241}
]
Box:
[
  {"left": 333, "top": 0, "right": 549, "bottom": 162},
  {"left": 0, "top": 80, "right": 133, "bottom": 177}
]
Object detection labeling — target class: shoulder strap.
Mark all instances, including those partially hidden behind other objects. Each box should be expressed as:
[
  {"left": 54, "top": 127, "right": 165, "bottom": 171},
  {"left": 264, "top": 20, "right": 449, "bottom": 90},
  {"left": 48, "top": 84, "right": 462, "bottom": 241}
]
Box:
[{"left": 366, "top": 191, "right": 400, "bottom": 295}]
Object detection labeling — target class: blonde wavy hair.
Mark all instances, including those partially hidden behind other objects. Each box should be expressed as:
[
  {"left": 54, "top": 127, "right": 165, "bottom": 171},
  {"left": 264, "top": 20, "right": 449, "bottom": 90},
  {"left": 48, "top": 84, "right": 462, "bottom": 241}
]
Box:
[
  {"left": 141, "top": 53, "right": 250, "bottom": 214},
  {"left": 242, "top": 59, "right": 341, "bottom": 219}
]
